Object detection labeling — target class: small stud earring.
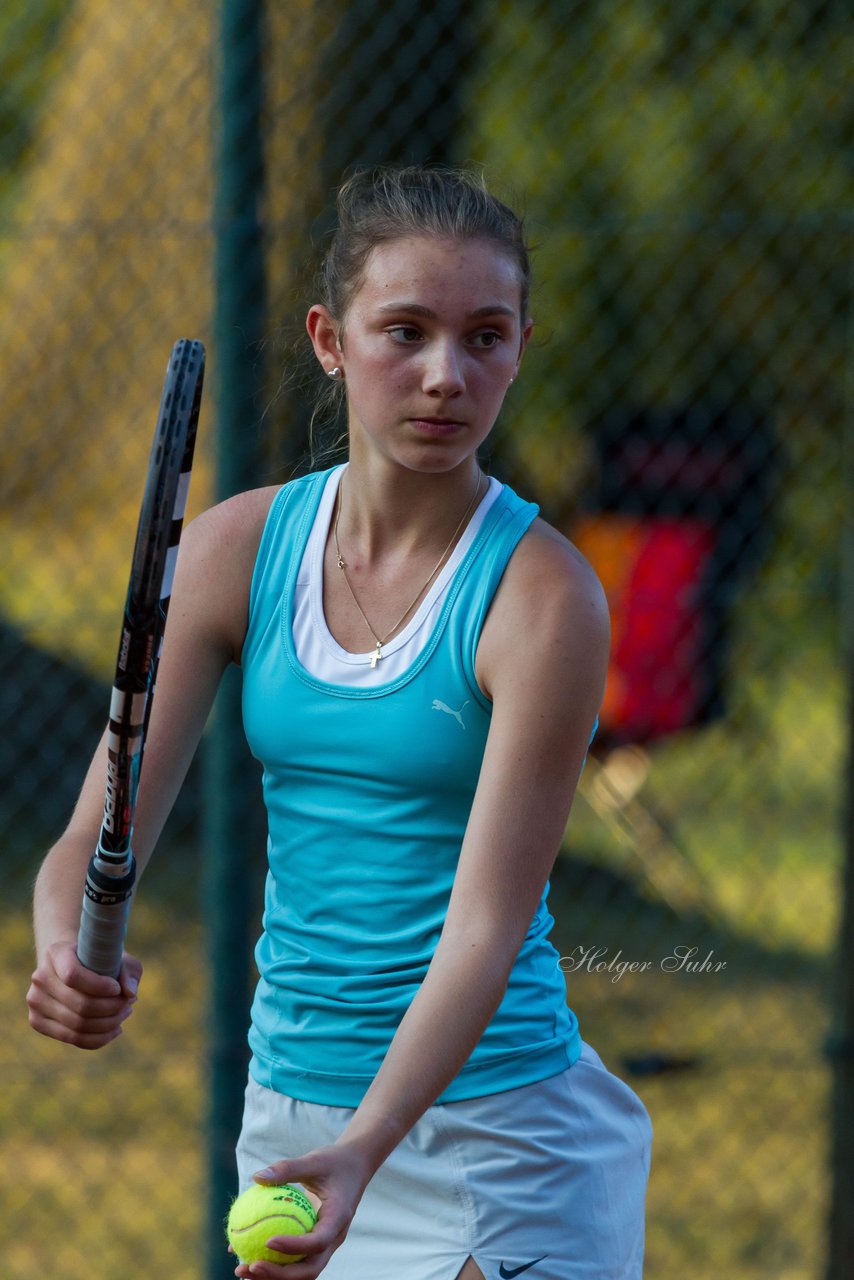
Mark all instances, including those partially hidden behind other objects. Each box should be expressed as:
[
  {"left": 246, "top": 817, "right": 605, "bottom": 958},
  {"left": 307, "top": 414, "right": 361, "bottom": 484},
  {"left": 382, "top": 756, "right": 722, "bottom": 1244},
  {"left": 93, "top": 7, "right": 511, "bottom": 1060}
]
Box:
[{"left": 327, "top": 367, "right": 343, "bottom": 380}]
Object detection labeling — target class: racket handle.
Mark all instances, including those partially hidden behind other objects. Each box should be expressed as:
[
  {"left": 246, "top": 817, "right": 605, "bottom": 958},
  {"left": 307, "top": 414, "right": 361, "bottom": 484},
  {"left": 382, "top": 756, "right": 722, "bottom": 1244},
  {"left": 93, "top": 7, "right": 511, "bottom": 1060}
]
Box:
[{"left": 76, "top": 851, "right": 137, "bottom": 978}]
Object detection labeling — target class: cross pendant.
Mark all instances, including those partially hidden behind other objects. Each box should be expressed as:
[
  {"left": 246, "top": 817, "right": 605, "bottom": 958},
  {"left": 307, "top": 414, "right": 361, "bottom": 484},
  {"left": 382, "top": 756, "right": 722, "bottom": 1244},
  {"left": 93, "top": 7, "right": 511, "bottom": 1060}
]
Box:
[{"left": 370, "top": 644, "right": 382, "bottom": 669}]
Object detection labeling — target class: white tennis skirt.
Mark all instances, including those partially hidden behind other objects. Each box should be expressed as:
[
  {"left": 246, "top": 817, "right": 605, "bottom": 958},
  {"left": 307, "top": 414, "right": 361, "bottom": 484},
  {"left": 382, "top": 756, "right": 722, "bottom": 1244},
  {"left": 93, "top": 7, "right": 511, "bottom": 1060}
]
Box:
[{"left": 235, "top": 1041, "right": 652, "bottom": 1280}]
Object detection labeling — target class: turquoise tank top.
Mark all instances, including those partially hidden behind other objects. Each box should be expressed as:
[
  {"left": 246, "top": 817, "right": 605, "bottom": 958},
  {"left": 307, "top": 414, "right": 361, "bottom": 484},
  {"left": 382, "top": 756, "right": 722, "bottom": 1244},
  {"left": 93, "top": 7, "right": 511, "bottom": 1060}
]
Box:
[{"left": 241, "top": 468, "right": 582, "bottom": 1106}]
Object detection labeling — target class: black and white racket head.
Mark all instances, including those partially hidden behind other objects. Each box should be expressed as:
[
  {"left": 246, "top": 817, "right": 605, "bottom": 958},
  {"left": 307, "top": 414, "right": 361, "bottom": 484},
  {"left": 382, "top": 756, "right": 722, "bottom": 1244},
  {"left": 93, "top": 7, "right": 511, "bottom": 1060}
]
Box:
[
  {"left": 77, "top": 338, "right": 205, "bottom": 976},
  {"left": 125, "top": 338, "right": 205, "bottom": 635}
]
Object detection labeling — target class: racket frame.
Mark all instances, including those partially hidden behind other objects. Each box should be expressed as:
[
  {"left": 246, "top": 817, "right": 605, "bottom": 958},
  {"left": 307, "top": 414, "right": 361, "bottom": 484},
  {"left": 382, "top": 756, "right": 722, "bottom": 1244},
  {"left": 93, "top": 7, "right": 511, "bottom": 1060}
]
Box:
[{"left": 76, "top": 338, "right": 205, "bottom": 976}]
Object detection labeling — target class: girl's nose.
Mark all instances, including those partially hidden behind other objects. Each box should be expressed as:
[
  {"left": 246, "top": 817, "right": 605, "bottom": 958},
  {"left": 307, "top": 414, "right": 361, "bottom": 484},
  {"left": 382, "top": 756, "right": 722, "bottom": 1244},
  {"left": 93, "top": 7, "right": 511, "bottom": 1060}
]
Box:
[{"left": 422, "top": 341, "right": 464, "bottom": 396}]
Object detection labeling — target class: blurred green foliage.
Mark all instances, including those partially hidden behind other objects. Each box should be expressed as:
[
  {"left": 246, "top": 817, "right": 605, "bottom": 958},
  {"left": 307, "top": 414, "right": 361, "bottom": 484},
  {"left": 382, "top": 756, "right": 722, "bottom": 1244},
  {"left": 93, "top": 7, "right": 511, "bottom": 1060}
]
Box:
[
  {"left": 0, "top": 3, "right": 73, "bottom": 213},
  {"left": 466, "top": 0, "right": 851, "bottom": 647}
]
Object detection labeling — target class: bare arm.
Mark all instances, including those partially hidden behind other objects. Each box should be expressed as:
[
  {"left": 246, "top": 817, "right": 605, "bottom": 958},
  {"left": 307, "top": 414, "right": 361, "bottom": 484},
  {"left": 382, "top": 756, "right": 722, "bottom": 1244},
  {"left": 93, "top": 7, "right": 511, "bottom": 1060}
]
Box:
[
  {"left": 27, "top": 487, "right": 276, "bottom": 1047},
  {"left": 342, "top": 523, "right": 609, "bottom": 1158},
  {"left": 249, "top": 523, "right": 609, "bottom": 1278}
]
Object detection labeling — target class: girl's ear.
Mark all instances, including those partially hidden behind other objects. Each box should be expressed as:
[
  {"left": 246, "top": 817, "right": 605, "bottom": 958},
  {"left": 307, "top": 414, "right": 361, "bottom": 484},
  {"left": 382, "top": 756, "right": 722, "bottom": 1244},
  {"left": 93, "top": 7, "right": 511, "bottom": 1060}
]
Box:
[
  {"left": 307, "top": 305, "right": 344, "bottom": 375},
  {"left": 515, "top": 317, "right": 534, "bottom": 376}
]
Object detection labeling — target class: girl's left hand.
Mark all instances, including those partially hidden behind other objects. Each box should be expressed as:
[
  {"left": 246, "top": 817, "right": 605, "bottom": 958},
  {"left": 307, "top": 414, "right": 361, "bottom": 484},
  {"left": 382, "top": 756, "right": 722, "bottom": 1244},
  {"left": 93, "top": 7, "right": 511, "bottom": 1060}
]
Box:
[{"left": 231, "top": 1141, "right": 374, "bottom": 1280}]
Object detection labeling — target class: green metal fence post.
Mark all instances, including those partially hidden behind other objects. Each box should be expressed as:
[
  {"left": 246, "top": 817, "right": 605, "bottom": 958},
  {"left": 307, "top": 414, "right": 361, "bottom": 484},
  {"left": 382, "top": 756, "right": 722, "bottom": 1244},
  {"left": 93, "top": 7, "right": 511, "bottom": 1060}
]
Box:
[
  {"left": 207, "top": 1, "right": 267, "bottom": 1276},
  {"left": 826, "top": 258, "right": 854, "bottom": 1280}
]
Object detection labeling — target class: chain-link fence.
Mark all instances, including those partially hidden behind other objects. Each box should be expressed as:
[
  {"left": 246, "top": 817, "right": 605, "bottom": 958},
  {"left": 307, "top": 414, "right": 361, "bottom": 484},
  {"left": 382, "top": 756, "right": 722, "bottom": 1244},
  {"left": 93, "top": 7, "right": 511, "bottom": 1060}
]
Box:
[{"left": 1, "top": 1, "right": 851, "bottom": 1277}]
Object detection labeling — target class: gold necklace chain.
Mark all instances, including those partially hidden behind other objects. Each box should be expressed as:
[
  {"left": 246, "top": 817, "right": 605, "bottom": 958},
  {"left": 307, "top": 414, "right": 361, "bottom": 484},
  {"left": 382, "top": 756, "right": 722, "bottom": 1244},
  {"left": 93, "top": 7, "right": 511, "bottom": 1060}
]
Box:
[{"left": 333, "top": 470, "right": 484, "bottom": 669}]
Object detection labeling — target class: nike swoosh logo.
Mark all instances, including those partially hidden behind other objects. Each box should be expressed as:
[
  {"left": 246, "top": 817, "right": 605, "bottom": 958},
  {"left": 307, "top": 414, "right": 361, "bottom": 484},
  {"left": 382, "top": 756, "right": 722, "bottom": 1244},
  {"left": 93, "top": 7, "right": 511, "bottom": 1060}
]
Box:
[{"left": 498, "top": 1259, "right": 547, "bottom": 1279}]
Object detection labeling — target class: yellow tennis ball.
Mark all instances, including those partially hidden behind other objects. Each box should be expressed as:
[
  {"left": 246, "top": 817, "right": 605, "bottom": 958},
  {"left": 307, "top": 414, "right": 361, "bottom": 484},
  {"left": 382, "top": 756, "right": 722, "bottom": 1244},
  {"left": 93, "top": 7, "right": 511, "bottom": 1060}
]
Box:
[{"left": 226, "top": 1182, "right": 317, "bottom": 1266}]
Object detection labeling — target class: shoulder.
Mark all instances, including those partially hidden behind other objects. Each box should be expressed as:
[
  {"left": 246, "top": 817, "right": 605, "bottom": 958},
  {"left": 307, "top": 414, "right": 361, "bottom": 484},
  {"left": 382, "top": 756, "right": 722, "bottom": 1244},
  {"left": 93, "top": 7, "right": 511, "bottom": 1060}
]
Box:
[
  {"left": 186, "top": 468, "right": 329, "bottom": 558},
  {"left": 171, "top": 485, "right": 282, "bottom": 661},
  {"left": 476, "top": 516, "right": 610, "bottom": 702},
  {"left": 184, "top": 484, "right": 281, "bottom": 553},
  {"left": 487, "top": 515, "right": 610, "bottom": 649},
  {"left": 505, "top": 516, "right": 608, "bottom": 617}
]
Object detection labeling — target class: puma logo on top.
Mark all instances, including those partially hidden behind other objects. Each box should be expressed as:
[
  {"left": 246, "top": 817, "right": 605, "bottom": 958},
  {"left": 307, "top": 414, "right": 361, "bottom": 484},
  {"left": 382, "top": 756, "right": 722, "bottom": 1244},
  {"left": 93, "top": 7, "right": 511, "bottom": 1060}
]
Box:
[{"left": 431, "top": 698, "right": 470, "bottom": 729}]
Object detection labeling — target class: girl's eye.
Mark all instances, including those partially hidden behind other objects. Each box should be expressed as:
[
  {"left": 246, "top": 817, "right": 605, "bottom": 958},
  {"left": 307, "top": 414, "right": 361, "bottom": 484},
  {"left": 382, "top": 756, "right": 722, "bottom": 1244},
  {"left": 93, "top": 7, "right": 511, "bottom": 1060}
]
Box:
[
  {"left": 387, "top": 326, "right": 423, "bottom": 344},
  {"left": 470, "top": 330, "right": 503, "bottom": 349}
]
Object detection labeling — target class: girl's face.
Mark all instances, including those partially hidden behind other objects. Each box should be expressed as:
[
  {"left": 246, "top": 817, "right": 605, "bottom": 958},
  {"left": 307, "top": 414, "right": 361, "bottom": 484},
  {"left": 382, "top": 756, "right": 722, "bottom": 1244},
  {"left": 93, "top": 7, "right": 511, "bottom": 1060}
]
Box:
[{"left": 309, "top": 235, "right": 532, "bottom": 475}]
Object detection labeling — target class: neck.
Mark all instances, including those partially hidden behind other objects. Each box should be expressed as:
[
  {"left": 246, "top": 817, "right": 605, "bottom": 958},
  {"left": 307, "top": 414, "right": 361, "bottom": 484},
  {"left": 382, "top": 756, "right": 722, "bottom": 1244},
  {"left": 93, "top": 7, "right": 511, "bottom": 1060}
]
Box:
[{"left": 337, "top": 455, "right": 484, "bottom": 563}]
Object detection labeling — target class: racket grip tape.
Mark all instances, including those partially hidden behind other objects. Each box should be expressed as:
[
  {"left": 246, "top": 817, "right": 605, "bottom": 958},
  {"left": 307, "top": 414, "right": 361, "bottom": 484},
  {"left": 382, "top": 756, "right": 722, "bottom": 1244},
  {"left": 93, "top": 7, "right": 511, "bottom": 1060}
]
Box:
[{"left": 76, "top": 854, "right": 137, "bottom": 978}]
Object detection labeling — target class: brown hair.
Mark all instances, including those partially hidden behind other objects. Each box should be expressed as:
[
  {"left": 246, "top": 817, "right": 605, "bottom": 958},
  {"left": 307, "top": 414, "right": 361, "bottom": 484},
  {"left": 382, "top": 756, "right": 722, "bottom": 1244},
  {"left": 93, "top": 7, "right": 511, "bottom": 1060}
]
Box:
[{"left": 320, "top": 164, "right": 531, "bottom": 326}]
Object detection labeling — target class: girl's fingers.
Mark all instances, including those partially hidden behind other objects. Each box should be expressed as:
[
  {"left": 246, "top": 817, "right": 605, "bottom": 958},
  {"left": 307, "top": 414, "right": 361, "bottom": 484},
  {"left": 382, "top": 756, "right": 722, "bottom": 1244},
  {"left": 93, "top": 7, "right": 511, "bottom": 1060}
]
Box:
[
  {"left": 28, "top": 969, "right": 129, "bottom": 1019},
  {"left": 27, "top": 944, "right": 137, "bottom": 1048},
  {"left": 27, "top": 983, "right": 133, "bottom": 1033},
  {"left": 25, "top": 1008, "right": 125, "bottom": 1050},
  {"left": 49, "top": 945, "right": 125, "bottom": 996}
]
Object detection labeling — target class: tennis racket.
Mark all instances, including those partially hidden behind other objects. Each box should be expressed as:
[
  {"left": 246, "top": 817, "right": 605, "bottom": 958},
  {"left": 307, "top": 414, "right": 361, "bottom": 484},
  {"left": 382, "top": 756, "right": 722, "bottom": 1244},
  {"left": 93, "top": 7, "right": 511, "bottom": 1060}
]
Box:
[{"left": 76, "top": 338, "right": 205, "bottom": 977}]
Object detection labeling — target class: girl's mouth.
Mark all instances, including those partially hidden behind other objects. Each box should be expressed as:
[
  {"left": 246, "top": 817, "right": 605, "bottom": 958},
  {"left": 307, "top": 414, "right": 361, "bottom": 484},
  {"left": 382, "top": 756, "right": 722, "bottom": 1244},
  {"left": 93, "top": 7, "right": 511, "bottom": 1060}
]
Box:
[{"left": 409, "top": 418, "right": 464, "bottom": 436}]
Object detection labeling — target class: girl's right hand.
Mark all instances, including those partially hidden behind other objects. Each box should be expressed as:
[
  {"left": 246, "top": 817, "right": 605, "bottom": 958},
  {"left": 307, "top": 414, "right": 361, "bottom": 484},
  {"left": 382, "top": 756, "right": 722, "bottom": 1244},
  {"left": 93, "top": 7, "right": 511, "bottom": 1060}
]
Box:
[
  {"left": 231, "top": 1141, "right": 376, "bottom": 1280},
  {"left": 27, "top": 940, "right": 141, "bottom": 1049}
]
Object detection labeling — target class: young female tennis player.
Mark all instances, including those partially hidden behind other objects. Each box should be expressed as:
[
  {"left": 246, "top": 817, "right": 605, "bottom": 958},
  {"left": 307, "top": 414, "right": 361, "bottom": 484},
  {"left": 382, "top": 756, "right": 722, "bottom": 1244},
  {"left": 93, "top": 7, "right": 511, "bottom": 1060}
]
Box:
[{"left": 28, "top": 167, "right": 652, "bottom": 1279}]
